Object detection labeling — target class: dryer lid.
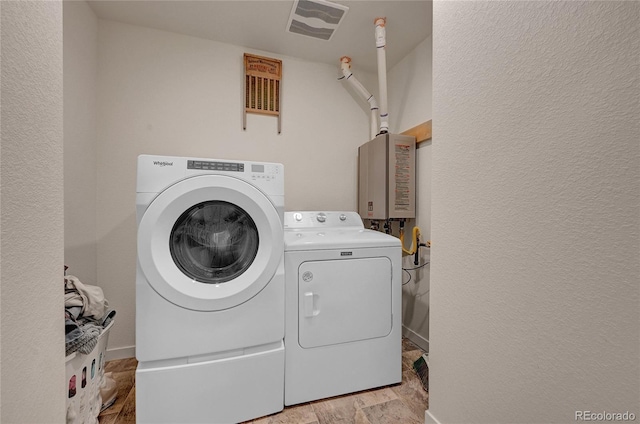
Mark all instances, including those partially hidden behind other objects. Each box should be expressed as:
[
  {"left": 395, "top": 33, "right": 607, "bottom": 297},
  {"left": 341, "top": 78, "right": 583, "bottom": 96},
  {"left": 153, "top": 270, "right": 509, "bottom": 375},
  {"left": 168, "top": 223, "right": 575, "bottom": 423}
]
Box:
[
  {"left": 285, "top": 211, "right": 398, "bottom": 251},
  {"left": 284, "top": 228, "right": 401, "bottom": 251}
]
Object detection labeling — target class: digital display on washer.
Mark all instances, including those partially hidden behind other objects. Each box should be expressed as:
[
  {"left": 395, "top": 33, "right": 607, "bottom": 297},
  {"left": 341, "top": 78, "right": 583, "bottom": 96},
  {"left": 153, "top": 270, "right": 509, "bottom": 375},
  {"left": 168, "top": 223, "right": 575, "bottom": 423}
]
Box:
[
  {"left": 251, "top": 164, "right": 264, "bottom": 173},
  {"left": 187, "top": 160, "right": 244, "bottom": 172}
]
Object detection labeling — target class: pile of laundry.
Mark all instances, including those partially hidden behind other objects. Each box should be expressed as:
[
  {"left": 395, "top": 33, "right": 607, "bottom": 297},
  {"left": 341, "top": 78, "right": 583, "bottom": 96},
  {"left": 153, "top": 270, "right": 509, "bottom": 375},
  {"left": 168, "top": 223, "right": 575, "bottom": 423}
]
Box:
[{"left": 64, "top": 274, "right": 116, "bottom": 357}]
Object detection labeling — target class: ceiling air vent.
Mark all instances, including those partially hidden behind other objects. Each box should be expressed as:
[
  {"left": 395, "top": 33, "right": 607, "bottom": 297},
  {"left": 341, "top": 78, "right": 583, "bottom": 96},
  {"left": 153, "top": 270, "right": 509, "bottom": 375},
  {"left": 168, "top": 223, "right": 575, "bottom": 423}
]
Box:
[{"left": 286, "top": 0, "right": 349, "bottom": 41}]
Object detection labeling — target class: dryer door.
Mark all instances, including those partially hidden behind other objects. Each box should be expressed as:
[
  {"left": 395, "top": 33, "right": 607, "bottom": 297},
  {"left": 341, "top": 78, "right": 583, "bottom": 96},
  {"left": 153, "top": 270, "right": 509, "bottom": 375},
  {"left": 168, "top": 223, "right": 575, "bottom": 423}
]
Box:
[
  {"left": 138, "top": 174, "right": 283, "bottom": 311},
  {"left": 298, "top": 257, "right": 392, "bottom": 348}
]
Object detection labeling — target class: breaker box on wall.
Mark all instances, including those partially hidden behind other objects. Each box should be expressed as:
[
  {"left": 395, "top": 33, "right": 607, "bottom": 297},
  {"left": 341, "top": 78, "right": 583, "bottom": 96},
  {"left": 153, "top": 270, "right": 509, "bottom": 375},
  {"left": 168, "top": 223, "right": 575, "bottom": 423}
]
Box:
[{"left": 358, "top": 133, "right": 416, "bottom": 220}]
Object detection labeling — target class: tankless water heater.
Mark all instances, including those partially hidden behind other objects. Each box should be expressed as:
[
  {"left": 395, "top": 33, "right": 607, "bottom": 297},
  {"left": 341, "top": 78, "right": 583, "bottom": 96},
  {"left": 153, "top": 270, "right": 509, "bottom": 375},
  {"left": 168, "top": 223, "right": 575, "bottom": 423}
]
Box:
[{"left": 358, "top": 133, "right": 416, "bottom": 220}]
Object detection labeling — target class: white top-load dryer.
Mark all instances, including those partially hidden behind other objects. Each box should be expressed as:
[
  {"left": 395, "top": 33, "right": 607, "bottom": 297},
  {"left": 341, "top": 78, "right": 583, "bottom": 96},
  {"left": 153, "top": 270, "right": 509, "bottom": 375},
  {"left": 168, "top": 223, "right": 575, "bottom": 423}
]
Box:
[{"left": 284, "top": 211, "right": 402, "bottom": 405}]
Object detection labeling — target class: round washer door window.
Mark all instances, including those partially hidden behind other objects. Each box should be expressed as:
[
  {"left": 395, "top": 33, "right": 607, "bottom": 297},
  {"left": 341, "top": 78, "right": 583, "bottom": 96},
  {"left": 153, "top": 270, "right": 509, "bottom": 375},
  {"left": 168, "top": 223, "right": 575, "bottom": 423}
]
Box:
[
  {"left": 137, "top": 174, "right": 284, "bottom": 311},
  {"left": 170, "top": 201, "right": 259, "bottom": 284}
]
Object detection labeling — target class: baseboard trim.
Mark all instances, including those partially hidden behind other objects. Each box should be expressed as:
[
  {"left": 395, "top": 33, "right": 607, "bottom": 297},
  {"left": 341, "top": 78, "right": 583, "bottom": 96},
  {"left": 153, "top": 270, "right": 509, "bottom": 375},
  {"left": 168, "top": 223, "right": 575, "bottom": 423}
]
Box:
[
  {"left": 106, "top": 345, "right": 135, "bottom": 361},
  {"left": 425, "top": 410, "right": 442, "bottom": 424},
  {"left": 402, "top": 325, "right": 429, "bottom": 352}
]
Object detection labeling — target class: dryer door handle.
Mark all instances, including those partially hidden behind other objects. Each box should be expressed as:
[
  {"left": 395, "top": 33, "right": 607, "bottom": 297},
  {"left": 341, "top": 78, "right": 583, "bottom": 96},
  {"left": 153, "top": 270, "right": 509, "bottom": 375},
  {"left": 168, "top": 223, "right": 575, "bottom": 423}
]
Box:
[{"left": 303, "top": 292, "right": 320, "bottom": 317}]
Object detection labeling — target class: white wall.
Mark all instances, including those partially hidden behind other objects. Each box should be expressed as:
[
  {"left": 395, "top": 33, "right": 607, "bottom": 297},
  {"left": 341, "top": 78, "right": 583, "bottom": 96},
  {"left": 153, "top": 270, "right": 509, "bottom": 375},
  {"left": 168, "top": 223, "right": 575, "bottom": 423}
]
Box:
[
  {"left": 388, "top": 36, "right": 432, "bottom": 351},
  {"left": 388, "top": 36, "right": 432, "bottom": 135},
  {"left": 0, "top": 1, "right": 65, "bottom": 422},
  {"left": 95, "top": 20, "right": 369, "bottom": 356},
  {"left": 428, "top": 2, "right": 639, "bottom": 423},
  {"left": 64, "top": 1, "right": 98, "bottom": 284}
]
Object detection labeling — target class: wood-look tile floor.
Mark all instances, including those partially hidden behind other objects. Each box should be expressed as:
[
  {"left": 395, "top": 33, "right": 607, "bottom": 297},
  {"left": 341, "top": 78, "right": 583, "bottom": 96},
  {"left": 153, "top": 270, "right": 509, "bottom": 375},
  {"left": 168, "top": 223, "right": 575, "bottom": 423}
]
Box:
[{"left": 98, "top": 338, "right": 428, "bottom": 424}]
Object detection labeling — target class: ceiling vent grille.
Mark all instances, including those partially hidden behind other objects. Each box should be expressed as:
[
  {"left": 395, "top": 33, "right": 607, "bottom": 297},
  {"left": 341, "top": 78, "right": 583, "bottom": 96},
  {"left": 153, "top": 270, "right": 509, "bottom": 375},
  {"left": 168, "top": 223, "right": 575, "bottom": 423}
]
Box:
[{"left": 286, "top": 0, "right": 349, "bottom": 41}]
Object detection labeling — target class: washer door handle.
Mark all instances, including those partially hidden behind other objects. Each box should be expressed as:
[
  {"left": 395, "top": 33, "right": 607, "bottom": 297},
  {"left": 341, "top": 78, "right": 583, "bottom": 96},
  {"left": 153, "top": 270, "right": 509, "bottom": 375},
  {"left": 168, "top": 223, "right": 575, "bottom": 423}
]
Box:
[{"left": 303, "top": 292, "right": 320, "bottom": 317}]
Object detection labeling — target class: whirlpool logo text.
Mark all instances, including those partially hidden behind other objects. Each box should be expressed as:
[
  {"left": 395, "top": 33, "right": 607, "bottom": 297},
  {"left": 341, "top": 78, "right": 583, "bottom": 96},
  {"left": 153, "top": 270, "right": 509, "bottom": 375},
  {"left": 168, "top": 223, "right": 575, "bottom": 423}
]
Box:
[{"left": 153, "top": 161, "right": 174, "bottom": 167}]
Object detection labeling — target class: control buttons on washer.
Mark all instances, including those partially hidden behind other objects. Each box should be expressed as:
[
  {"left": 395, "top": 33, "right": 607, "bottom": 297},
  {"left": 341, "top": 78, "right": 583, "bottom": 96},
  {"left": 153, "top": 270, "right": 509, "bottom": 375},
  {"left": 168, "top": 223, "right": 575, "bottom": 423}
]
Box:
[
  {"left": 293, "top": 213, "right": 303, "bottom": 222},
  {"left": 339, "top": 214, "right": 347, "bottom": 221},
  {"left": 316, "top": 213, "right": 326, "bottom": 223}
]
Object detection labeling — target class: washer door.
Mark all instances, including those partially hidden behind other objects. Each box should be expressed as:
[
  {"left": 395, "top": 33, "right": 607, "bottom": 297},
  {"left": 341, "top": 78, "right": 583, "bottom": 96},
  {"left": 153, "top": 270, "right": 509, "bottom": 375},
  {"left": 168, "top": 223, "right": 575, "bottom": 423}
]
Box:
[{"left": 138, "top": 174, "right": 283, "bottom": 311}]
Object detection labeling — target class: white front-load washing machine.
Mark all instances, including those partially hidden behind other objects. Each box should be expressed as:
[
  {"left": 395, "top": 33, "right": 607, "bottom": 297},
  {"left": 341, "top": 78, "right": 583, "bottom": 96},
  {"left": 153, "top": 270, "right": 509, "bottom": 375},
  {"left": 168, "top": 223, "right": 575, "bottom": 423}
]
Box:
[
  {"left": 135, "top": 155, "right": 285, "bottom": 424},
  {"left": 283, "top": 211, "right": 402, "bottom": 405}
]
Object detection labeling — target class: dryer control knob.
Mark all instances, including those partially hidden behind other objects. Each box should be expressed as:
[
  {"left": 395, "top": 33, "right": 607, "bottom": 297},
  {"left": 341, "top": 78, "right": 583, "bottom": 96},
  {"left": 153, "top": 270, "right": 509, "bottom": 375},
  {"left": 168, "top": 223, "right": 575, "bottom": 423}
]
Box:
[
  {"left": 316, "top": 213, "right": 327, "bottom": 223},
  {"left": 293, "top": 212, "right": 303, "bottom": 222},
  {"left": 339, "top": 214, "right": 347, "bottom": 221}
]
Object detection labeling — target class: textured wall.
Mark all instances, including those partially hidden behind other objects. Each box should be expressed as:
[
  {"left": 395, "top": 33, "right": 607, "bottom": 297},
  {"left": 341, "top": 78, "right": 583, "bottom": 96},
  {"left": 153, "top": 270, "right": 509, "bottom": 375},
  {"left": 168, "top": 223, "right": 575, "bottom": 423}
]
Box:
[
  {"left": 0, "top": 1, "right": 65, "bottom": 422},
  {"left": 64, "top": 1, "right": 98, "bottom": 284},
  {"left": 388, "top": 36, "right": 433, "bottom": 350},
  {"left": 429, "top": 2, "right": 639, "bottom": 423}
]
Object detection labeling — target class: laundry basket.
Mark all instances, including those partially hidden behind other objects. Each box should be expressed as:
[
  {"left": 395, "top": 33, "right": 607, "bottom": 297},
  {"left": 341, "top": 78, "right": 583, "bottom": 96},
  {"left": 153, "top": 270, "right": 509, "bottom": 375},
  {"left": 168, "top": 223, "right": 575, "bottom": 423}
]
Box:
[{"left": 65, "top": 321, "right": 114, "bottom": 424}]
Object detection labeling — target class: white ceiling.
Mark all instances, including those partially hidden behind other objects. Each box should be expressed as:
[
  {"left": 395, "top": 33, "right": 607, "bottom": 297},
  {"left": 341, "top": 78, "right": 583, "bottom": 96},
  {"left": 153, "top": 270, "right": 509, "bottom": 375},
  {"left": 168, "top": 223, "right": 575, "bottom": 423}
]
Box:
[{"left": 87, "top": 0, "right": 432, "bottom": 74}]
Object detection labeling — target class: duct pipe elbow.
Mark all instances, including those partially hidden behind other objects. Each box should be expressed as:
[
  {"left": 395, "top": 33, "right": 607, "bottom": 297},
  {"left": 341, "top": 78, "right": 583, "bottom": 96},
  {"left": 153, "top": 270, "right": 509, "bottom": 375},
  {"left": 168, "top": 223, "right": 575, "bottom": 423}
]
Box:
[
  {"left": 374, "top": 17, "right": 386, "bottom": 48},
  {"left": 338, "top": 57, "right": 379, "bottom": 111},
  {"left": 339, "top": 56, "right": 379, "bottom": 139},
  {"left": 340, "top": 56, "right": 352, "bottom": 76}
]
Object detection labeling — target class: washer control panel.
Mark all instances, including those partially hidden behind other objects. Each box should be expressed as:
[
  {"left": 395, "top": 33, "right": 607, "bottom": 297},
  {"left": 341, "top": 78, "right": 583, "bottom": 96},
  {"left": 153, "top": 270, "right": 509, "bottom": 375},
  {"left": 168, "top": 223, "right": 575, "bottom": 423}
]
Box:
[
  {"left": 284, "top": 211, "right": 364, "bottom": 229},
  {"left": 188, "top": 160, "right": 244, "bottom": 172}
]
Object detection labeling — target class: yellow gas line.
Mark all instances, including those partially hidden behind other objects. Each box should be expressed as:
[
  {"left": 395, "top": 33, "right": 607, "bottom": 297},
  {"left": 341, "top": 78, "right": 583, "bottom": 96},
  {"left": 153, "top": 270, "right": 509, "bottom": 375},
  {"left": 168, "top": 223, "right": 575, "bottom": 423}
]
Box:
[{"left": 399, "top": 226, "right": 421, "bottom": 256}]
